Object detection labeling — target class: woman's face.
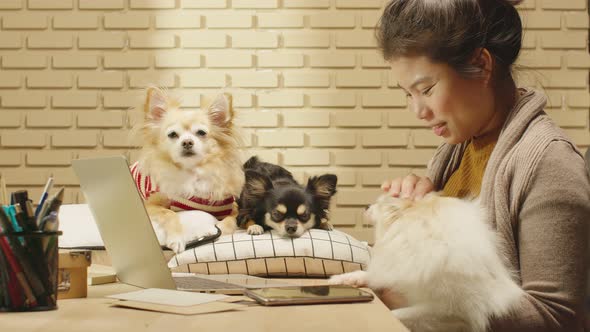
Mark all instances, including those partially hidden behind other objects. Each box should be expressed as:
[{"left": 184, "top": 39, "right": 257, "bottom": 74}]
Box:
[{"left": 390, "top": 55, "right": 494, "bottom": 144}]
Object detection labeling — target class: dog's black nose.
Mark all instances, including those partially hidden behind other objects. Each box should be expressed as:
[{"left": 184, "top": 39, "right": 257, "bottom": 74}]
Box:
[
  {"left": 286, "top": 225, "right": 297, "bottom": 234},
  {"left": 182, "top": 139, "right": 194, "bottom": 149}
]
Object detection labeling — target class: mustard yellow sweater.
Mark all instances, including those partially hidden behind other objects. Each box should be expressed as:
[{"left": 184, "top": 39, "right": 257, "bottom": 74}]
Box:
[{"left": 442, "top": 128, "right": 500, "bottom": 198}]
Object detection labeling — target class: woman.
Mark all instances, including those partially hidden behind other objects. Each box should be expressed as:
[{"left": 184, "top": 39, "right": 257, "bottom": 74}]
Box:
[{"left": 377, "top": 0, "right": 590, "bottom": 331}]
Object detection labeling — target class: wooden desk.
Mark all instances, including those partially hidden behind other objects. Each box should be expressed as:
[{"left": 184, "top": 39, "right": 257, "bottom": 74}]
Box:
[{"left": 0, "top": 280, "right": 408, "bottom": 332}]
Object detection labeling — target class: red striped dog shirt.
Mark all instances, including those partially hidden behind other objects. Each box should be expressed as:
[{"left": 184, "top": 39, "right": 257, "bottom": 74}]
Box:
[{"left": 130, "top": 162, "right": 234, "bottom": 220}]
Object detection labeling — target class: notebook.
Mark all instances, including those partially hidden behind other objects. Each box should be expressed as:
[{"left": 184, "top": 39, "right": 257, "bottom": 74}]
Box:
[{"left": 72, "top": 156, "right": 290, "bottom": 295}]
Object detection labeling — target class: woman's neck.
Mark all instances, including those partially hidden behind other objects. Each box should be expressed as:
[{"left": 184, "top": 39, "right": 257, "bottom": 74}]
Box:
[{"left": 474, "top": 80, "right": 517, "bottom": 139}]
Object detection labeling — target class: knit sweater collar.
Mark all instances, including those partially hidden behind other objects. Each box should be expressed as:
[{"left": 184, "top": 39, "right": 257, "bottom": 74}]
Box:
[
  {"left": 497, "top": 87, "right": 547, "bottom": 140},
  {"left": 471, "top": 127, "right": 501, "bottom": 150},
  {"left": 479, "top": 87, "right": 547, "bottom": 196},
  {"left": 428, "top": 87, "right": 547, "bottom": 191}
]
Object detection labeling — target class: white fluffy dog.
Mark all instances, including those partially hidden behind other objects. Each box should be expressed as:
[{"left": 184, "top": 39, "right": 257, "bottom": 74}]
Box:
[{"left": 329, "top": 193, "right": 523, "bottom": 332}]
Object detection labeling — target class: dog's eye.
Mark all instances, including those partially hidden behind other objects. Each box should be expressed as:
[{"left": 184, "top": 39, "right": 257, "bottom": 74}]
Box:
[
  {"left": 167, "top": 131, "right": 178, "bottom": 139},
  {"left": 271, "top": 211, "right": 284, "bottom": 220},
  {"left": 196, "top": 130, "right": 207, "bottom": 137},
  {"left": 299, "top": 211, "right": 310, "bottom": 221}
]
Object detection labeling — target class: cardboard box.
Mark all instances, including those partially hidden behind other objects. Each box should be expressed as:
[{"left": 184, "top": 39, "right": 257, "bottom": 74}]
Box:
[{"left": 57, "top": 251, "right": 91, "bottom": 299}]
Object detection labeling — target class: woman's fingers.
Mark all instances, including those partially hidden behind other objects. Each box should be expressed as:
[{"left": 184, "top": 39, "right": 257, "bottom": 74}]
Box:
[
  {"left": 412, "top": 177, "right": 435, "bottom": 200},
  {"left": 382, "top": 175, "right": 434, "bottom": 200},
  {"left": 387, "top": 178, "right": 403, "bottom": 197},
  {"left": 400, "top": 174, "right": 419, "bottom": 198}
]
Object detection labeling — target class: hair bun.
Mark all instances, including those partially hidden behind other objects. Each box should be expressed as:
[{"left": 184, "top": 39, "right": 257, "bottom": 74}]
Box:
[{"left": 503, "top": 0, "right": 524, "bottom": 6}]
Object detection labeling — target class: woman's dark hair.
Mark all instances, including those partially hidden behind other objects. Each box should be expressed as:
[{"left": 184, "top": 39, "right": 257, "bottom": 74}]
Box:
[{"left": 377, "top": 0, "right": 523, "bottom": 82}]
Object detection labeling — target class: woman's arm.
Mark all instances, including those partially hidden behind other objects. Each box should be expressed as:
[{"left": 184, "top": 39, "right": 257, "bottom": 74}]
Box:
[{"left": 490, "top": 141, "right": 590, "bottom": 331}]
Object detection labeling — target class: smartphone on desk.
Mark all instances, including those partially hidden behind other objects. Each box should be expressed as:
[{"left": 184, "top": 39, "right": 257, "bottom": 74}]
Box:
[{"left": 244, "top": 285, "right": 374, "bottom": 306}]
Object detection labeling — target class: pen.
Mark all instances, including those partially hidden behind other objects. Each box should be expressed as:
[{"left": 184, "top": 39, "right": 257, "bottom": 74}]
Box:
[
  {"left": 5, "top": 267, "right": 25, "bottom": 309},
  {"left": 24, "top": 200, "right": 37, "bottom": 231},
  {"left": 40, "top": 212, "right": 58, "bottom": 251},
  {"left": 11, "top": 191, "right": 37, "bottom": 231},
  {"left": 1, "top": 232, "right": 47, "bottom": 304},
  {"left": 0, "top": 239, "right": 37, "bottom": 307},
  {"left": 39, "top": 188, "right": 64, "bottom": 230},
  {"left": 35, "top": 177, "right": 53, "bottom": 220},
  {"left": 2, "top": 206, "right": 22, "bottom": 233},
  {"left": 0, "top": 208, "right": 16, "bottom": 234},
  {"left": 1, "top": 206, "right": 49, "bottom": 303},
  {"left": 35, "top": 199, "right": 49, "bottom": 228},
  {"left": 40, "top": 212, "right": 58, "bottom": 232},
  {"left": 3, "top": 206, "right": 27, "bottom": 246},
  {"left": 11, "top": 190, "right": 28, "bottom": 212},
  {"left": 33, "top": 188, "right": 64, "bottom": 303}
]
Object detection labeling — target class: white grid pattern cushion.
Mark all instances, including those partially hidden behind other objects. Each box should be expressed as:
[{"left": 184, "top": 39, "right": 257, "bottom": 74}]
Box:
[{"left": 168, "top": 229, "right": 371, "bottom": 278}]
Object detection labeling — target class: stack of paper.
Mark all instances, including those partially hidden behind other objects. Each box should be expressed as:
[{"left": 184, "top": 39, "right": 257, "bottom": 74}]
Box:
[
  {"left": 107, "top": 288, "right": 246, "bottom": 315},
  {"left": 88, "top": 264, "right": 117, "bottom": 285}
]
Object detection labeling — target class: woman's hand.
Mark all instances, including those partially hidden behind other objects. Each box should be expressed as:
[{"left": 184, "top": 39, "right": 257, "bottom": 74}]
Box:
[{"left": 381, "top": 174, "right": 434, "bottom": 200}]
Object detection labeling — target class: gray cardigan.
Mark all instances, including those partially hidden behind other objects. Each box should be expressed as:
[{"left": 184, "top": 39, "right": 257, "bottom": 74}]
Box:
[{"left": 427, "top": 88, "right": 590, "bottom": 331}]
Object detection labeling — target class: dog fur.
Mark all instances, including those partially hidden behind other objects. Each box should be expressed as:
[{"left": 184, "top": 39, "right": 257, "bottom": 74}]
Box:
[
  {"left": 329, "top": 193, "right": 524, "bottom": 332},
  {"left": 131, "top": 87, "right": 244, "bottom": 253}
]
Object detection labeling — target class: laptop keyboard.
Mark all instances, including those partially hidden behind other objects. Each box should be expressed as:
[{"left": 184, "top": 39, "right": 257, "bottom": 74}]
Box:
[{"left": 173, "top": 276, "right": 244, "bottom": 290}]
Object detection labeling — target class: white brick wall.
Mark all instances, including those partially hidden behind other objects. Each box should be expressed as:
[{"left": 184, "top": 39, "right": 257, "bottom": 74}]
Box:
[{"left": 0, "top": 0, "right": 587, "bottom": 243}]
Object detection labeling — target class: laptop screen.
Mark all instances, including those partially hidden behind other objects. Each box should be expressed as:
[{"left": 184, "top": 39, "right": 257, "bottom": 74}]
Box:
[{"left": 72, "top": 156, "right": 177, "bottom": 289}]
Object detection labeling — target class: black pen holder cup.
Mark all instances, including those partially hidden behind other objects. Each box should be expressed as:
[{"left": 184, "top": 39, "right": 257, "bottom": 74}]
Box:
[{"left": 0, "top": 231, "right": 62, "bottom": 312}]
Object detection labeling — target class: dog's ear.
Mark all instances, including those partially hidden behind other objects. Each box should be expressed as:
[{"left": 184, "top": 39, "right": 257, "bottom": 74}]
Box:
[
  {"left": 307, "top": 174, "right": 337, "bottom": 198},
  {"left": 243, "top": 156, "right": 261, "bottom": 170},
  {"left": 144, "top": 87, "right": 167, "bottom": 122},
  {"left": 243, "top": 170, "right": 272, "bottom": 202},
  {"left": 306, "top": 174, "right": 337, "bottom": 214},
  {"left": 207, "top": 93, "right": 233, "bottom": 127}
]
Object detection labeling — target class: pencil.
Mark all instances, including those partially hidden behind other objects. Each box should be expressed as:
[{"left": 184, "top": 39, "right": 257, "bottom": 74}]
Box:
[{"left": 0, "top": 176, "right": 7, "bottom": 206}]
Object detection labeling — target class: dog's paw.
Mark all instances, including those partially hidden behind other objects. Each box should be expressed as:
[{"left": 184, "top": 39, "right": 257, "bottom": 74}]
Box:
[
  {"left": 328, "top": 271, "right": 369, "bottom": 287},
  {"left": 178, "top": 211, "right": 219, "bottom": 242},
  {"left": 216, "top": 223, "right": 235, "bottom": 235},
  {"left": 166, "top": 235, "right": 186, "bottom": 254},
  {"left": 247, "top": 224, "right": 264, "bottom": 235},
  {"left": 217, "top": 216, "right": 238, "bottom": 235}
]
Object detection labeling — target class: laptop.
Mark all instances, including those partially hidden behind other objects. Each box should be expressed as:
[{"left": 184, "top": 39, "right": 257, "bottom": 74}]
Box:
[{"left": 72, "top": 156, "right": 290, "bottom": 295}]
